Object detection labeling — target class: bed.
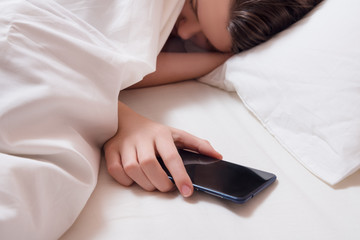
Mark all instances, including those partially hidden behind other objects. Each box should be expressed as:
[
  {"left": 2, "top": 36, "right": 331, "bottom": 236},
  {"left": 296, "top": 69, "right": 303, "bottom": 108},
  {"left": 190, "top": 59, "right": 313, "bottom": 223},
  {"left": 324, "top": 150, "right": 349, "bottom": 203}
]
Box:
[
  {"left": 62, "top": 81, "right": 360, "bottom": 240},
  {"left": 1, "top": 0, "right": 359, "bottom": 240}
]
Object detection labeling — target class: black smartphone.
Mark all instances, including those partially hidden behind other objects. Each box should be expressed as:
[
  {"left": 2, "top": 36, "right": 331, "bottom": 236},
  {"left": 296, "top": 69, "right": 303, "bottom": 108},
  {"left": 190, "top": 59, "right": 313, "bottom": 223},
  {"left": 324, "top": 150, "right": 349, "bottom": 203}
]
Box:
[{"left": 158, "top": 149, "right": 277, "bottom": 204}]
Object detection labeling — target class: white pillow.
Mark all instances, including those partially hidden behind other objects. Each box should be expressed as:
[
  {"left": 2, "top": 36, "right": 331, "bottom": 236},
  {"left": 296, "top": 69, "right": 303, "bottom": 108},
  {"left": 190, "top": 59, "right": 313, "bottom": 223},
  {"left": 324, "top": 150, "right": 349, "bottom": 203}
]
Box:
[{"left": 200, "top": 0, "right": 360, "bottom": 185}]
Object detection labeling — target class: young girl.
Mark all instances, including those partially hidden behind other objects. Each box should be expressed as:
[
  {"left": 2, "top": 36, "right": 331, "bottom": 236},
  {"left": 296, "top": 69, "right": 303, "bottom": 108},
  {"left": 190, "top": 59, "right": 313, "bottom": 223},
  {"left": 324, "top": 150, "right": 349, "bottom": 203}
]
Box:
[{"left": 104, "top": 0, "right": 323, "bottom": 198}]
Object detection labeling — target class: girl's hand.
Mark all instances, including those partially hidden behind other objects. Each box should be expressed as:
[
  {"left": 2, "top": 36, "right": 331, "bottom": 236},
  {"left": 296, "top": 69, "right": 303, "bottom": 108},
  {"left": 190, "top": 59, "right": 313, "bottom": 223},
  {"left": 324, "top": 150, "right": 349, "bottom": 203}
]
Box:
[{"left": 103, "top": 101, "right": 222, "bottom": 197}]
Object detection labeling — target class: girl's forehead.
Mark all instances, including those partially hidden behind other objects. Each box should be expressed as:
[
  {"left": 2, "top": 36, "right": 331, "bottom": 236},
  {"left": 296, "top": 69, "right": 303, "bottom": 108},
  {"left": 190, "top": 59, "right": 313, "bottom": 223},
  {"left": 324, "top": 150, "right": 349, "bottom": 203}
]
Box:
[{"left": 197, "top": 0, "right": 232, "bottom": 52}]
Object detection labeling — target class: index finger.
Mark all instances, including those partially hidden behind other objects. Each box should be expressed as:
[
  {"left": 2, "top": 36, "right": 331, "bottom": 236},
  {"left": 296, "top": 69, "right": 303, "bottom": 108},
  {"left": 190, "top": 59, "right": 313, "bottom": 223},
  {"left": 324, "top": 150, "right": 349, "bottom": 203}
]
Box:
[
  {"left": 155, "top": 136, "right": 193, "bottom": 198},
  {"left": 171, "top": 128, "right": 223, "bottom": 160}
]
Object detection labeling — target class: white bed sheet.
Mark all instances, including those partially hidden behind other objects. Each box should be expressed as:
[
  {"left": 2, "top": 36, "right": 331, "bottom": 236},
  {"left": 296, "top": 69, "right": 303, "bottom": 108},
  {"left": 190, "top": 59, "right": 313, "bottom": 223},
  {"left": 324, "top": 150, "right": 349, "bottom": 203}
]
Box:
[{"left": 61, "top": 81, "right": 360, "bottom": 240}]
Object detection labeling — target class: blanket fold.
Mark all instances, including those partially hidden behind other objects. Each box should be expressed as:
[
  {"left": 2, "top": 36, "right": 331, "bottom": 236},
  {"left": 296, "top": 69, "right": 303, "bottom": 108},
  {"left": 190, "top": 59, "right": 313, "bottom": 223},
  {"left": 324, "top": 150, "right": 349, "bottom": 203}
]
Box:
[{"left": 0, "top": 0, "right": 183, "bottom": 239}]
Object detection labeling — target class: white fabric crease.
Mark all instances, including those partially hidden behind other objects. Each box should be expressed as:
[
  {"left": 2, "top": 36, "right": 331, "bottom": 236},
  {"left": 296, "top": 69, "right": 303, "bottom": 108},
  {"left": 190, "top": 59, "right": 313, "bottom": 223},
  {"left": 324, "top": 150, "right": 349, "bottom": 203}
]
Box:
[{"left": 0, "top": 0, "right": 183, "bottom": 239}]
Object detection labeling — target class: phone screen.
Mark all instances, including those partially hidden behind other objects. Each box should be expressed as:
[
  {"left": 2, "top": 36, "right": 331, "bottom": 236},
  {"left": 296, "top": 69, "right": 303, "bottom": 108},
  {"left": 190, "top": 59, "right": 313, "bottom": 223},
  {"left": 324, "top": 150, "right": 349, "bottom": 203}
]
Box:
[{"left": 158, "top": 149, "right": 276, "bottom": 204}]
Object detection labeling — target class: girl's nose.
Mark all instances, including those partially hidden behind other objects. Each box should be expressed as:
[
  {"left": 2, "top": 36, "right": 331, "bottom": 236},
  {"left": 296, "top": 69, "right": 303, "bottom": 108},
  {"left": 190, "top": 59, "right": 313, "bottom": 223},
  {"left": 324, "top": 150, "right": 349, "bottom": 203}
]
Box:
[{"left": 177, "top": 20, "right": 201, "bottom": 40}]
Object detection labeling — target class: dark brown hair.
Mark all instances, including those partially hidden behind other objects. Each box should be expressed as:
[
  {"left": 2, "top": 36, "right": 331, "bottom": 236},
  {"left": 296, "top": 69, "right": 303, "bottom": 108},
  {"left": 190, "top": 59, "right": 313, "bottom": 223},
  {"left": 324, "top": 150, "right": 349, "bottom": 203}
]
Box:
[{"left": 228, "top": 0, "right": 323, "bottom": 53}]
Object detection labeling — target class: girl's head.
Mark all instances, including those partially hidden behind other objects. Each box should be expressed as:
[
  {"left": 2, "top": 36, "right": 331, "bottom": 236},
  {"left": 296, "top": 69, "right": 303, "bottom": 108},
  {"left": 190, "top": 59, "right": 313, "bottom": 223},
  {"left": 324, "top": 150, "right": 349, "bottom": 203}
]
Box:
[
  {"left": 228, "top": 0, "right": 323, "bottom": 53},
  {"left": 174, "top": 0, "right": 323, "bottom": 53}
]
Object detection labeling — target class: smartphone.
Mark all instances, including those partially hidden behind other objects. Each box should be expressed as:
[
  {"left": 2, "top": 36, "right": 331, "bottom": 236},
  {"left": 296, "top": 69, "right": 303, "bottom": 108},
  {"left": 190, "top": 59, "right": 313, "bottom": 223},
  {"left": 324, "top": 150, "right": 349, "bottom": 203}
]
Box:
[{"left": 158, "top": 149, "right": 277, "bottom": 204}]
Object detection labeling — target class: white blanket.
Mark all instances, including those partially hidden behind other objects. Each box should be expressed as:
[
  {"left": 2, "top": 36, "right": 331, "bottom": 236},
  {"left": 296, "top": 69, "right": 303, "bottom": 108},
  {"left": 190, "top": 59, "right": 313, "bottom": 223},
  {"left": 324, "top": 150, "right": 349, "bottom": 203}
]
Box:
[{"left": 0, "top": 0, "right": 183, "bottom": 239}]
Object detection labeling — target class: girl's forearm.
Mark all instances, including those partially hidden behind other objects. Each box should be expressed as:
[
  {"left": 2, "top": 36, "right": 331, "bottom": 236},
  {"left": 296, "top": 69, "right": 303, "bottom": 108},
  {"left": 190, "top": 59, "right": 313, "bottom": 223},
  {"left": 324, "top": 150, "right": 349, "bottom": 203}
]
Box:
[{"left": 130, "top": 52, "right": 232, "bottom": 88}]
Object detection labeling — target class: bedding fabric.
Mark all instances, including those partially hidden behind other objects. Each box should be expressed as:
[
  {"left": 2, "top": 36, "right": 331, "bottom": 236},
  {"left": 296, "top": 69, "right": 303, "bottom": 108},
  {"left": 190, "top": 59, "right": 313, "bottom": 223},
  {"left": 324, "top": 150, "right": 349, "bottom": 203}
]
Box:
[
  {"left": 0, "top": 0, "right": 183, "bottom": 239},
  {"left": 200, "top": 0, "right": 360, "bottom": 185},
  {"left": 61, "top": 81, "right": 360, "bottom": 240}
]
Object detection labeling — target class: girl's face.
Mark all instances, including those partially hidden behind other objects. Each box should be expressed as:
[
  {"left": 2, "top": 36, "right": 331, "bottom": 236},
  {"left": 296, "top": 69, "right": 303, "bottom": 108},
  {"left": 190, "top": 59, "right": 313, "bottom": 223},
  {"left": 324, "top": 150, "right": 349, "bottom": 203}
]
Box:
[{"left": 173, "top": 0, "right": 232, "bottom": 52}]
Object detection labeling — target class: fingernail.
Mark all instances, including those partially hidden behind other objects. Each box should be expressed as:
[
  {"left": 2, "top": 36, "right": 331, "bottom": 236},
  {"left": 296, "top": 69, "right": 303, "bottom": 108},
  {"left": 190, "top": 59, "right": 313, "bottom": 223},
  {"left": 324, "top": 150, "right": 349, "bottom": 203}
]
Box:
[{"left": 181, "top": 185, "right": 192, "bottom": 197}]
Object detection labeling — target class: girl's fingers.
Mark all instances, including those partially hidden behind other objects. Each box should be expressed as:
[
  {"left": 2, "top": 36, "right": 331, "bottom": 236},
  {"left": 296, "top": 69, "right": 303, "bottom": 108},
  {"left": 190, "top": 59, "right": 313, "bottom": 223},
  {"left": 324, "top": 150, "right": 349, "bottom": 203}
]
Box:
[
  {"left": 136, "top": 142, "right": 175, "bottom": 192},
  {"left": 171, "top": 128, "right": 223, "bottom": 160},
  {"left": 104, "top": 144, "right": 133, "bottom": 186},
  {"left": 120, "top": 145, "right": 156, "bottom": 192},
  {"left": 155, "top": 133, "right": 194, "bottom": 197},
  {"left": 104, "top": 120, "right": 221, "bottom": 198}
]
